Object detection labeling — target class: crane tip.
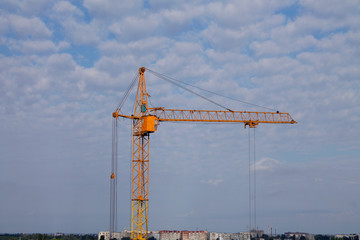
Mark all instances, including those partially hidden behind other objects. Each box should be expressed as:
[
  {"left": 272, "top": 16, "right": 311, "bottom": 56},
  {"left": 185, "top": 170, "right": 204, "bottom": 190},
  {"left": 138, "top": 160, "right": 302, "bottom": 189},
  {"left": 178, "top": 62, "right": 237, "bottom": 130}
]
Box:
[{"left": 139, "top": 67, "right": 146, "bottom": 73}]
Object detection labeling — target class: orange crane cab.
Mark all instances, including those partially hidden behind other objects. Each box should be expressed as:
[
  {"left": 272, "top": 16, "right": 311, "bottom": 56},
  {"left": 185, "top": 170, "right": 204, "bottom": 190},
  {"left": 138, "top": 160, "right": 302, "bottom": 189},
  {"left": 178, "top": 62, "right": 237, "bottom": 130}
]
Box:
[{"left": 141, "top": 115, "right": 158, "bottom": 134}]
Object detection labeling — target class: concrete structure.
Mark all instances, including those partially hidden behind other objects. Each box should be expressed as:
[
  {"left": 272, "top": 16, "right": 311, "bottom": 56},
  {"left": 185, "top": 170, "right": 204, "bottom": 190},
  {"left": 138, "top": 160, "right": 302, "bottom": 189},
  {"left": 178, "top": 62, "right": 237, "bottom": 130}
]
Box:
[
  {"left": 159, "top": 230, "right": 181, "bottom": 240},
  {"left": 250, "top": 230, "right": 264, "bottom": 238},
  {"left": 335, "top": 234, "right": 359, "bottom": 240},
  {"left": 97, "top": 230, "right": 321, "bottom": 240},
  {"left": 159, "top": 230, "right": 207, "bottom": 240},
  {"left": 98, "top": 231, "right": 122, "bottom": 240},
  {"left": 184, "top": 231, "right": 207, "bottom": 240},
  {"left": 284, "top": 232, "right": 314, "bottom": 240},
  {"left": 209, "top": 232, "right": 248, "bottom": 240},
  {"left": 115, "top": 230, "right": 159, "bottom": 239},
  {"left": 150, "top": 231, "right": 160, "bottom": 240}
]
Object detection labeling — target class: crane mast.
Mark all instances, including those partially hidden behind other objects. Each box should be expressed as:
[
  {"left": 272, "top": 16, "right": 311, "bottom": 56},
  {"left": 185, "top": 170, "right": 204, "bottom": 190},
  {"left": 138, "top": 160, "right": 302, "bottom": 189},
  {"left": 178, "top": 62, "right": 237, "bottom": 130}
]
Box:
[
  {"left": 131, "top": 67, "right": 150, "bottom": 240},
  {"left": 112, "top": 67, "right": 297, "bottom": 240}
]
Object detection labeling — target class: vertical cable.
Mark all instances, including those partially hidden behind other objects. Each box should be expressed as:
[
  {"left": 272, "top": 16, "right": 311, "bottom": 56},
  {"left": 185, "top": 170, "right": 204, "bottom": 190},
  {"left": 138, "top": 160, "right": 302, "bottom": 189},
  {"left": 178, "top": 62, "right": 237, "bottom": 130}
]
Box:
[
  {"left": 110, "top": 117, "right": 119, "bottom": 238},
  {"left": 112, "top": 119, "right": 114, "bottom": 235},
  {"left": 253, "top": 128, "right": 256, "bottom": 231},
  {"left": 130, "top": 121, "right": 133, "bottom": 234},
  {"left": 248, "top": 127, "right": 252, "bottom": 233},
  {"left": 115, "top": 118, "right": 118, "bottom": 234},
  {"left": 110, "top": 118, "right": 115, "bottom": 238}
]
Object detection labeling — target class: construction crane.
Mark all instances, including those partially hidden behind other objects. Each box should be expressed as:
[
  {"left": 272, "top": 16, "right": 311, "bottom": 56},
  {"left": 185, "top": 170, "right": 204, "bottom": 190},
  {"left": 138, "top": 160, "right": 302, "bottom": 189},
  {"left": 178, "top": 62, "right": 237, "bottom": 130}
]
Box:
[{"left": 111, "top": 67, "right": 297, "bottom": 240}]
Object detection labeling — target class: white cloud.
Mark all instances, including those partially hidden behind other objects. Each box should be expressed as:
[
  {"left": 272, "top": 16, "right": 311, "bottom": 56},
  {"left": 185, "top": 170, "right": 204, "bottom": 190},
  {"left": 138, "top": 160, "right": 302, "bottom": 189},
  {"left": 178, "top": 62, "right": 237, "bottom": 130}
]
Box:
[
  {"left": 206, "top": 0, "right": 293, "bottom": 28},
  {"left": 106, "top": 3, "right": 204, "bottom": 41},
  {"left": 179, "top": 211, "right": 195, "bottom": 217},
  {"left": 98, "top": 37, "right": 171, "bottom": 56},
  {"left": 109, "top": 15, "right": 161, "bottom": 41},
  {"left": 62, "top": 19, "right": 101, "bottom": 45},
  {"left": 201, "top": 14, "right": 286, "bottom": 50},
  {"left": 0, "top": 0, "right": 51, "bottom": 17},
  {"left": 347, "top": 180, "right": 360, "bottom": 185},
  {"left": 0, "top": 16, "right": 9, "bottom": 35},
  {"left": 250, "top": 35, "right": 318, "bottom": 56},
  {"left": 52, "top": 1, "right": 83, "bottom": 18},
  {"left": 147, "top": 0, "right": 188, "bottom": 9},
  {"left": 57, "top": 41, "right": 71, "bottom": 51},
  {"left": 254, "top": 158, "right": 281, "bottom": 172},
  {"left": 300, "top": 0, "right": 360, "bottom": 19},
  {"left": 315, "top": 177, "right": 324, "bottom": 183},
  {"left": 47, "top": 53, "right": 76, "bottom": 73},
  {"left": 7, "top": 14, "right": 52, "bottom": 39},
  {"left": 8, "top": 39, "right": 57, "bottom": 54},
  {"left": 50, "top": 2, "right": 103, "bottom": 45},
  {"left": 201, "top": 179, "right": 224, "bottom": 186},
  {"left": 83, "top": 0, "right": 142, "bottom": 19}
]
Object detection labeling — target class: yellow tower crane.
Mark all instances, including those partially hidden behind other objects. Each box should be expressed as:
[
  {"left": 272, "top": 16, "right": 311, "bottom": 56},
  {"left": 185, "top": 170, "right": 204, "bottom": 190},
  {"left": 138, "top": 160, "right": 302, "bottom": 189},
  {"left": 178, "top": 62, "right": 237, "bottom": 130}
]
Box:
[{"left": 111, "top": 67, "right": 297, "bottom": 240}]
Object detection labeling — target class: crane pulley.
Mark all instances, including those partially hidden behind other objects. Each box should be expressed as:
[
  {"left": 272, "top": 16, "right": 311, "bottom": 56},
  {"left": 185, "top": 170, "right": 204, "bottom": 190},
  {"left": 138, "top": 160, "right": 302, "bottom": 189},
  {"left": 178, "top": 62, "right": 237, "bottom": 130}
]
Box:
[{"left": 111, "top": 67, "right": 297, "bottom": 240}]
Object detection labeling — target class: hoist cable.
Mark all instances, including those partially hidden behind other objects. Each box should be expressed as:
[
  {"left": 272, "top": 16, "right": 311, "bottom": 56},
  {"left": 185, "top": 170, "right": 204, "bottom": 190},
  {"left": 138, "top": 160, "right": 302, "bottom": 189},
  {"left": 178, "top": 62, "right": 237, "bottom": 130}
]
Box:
[
  {"left": 147, "top": 68, "right": 276, "bottom": 111},
  {"left": 114, "top": 72, "right": 139, "bottom": 112},
  {"left": 147, "top": 69, "right": 232, "bottom": 111},
  {"left": 253, "top": 128, "right": 256, "bottom": 231},
  {"left": 248, "top": 127, "right": 252, "bottom": 232},
  {"left": 110, "top": 117, "right": 118, "bottom": 237}
]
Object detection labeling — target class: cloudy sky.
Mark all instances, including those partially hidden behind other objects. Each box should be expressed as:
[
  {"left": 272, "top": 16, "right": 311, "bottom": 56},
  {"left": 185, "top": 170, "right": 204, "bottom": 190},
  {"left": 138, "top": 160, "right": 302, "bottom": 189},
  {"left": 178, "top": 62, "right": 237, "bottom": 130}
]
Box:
[{"left": 1, "top": 0, "right": 360, "bottom": 235}]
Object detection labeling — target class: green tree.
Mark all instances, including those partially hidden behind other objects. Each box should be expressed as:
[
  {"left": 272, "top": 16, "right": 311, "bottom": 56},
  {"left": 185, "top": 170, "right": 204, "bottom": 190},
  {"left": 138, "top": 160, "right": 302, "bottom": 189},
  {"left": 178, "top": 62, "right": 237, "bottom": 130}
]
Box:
[{"left": 38, "top": 234, "right": 47, "bottom": 240}]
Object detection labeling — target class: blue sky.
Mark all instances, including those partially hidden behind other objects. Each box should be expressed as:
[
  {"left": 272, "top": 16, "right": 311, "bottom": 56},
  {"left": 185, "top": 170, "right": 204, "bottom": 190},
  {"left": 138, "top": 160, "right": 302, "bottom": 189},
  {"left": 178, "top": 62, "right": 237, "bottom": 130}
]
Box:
[{"left": 1, "top": 0, "right": 360, "bottom": 235}]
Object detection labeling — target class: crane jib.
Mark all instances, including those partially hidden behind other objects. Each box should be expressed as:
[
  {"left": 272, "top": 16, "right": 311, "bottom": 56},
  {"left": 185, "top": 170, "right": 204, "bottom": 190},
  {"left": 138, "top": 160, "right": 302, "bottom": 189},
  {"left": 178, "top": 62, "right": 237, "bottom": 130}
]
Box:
[{"left": 149, "top": 109, "right": 297, "bottom": 125}]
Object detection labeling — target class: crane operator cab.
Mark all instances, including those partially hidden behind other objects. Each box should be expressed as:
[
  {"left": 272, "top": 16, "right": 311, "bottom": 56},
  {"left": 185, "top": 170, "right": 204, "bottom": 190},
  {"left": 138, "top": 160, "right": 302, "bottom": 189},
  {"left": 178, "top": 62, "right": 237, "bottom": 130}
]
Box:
[
  {"left": 141, "top": 115, "right": 158, "bottom": 134},
  {"left": 140, "top": 101, "right": 159, "bottom": 134}
]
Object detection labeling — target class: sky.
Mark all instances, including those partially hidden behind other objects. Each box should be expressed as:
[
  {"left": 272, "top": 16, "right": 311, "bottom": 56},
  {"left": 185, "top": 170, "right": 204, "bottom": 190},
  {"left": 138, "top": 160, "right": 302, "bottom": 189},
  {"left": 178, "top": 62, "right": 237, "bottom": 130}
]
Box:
[{"left": 0, "top": 0, "right": 360, "bottom": 235}]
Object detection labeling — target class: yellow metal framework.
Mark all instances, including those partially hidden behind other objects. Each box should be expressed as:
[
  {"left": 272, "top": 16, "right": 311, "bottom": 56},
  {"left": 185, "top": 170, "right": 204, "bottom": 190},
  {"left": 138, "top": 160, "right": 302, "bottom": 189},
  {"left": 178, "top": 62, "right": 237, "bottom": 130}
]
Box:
[
  {"left": 112, "top": 67, "right": 297, "bottom": 240},
  {"left": 131, "top": 67, "right": 149, "bottom": 240},
  {"left": 148, "top": 108, "right": 296, "bottom": 126}
]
